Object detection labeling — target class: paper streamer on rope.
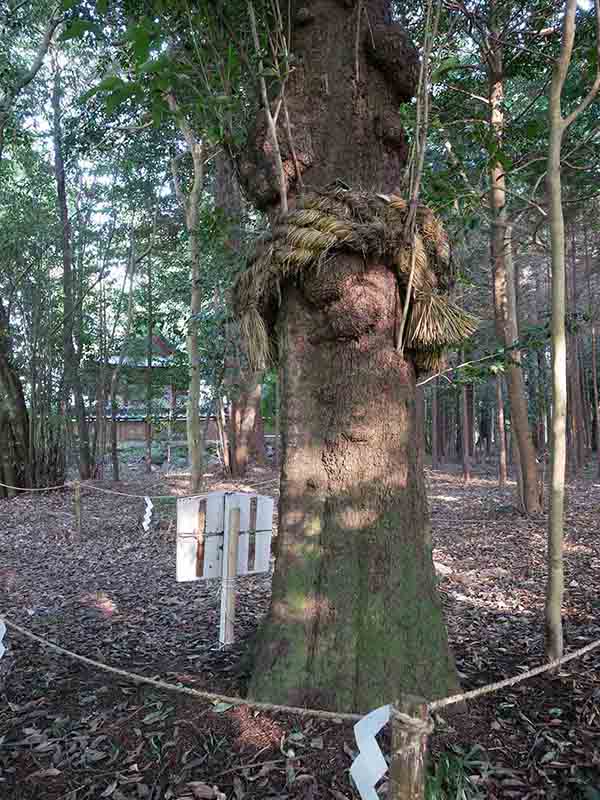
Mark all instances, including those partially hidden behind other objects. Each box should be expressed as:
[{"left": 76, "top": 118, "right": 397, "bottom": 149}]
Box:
[
  {"left": 142, "top": 497, "right": 153, "bottom": 532},
  {"left": 0, "top": 620, "right": 6, "bottom": 659},
  {"left": 349, "top": 704, "right": 391, "bottom": 800}
]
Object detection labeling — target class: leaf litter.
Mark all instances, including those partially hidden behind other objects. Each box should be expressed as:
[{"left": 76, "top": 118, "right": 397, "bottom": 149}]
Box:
[{"left": 0, "top": 463, "right": 599, "bottom": 798}]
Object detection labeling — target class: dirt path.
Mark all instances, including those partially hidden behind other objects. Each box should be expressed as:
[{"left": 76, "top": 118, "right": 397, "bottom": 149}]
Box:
[{"left": 1, "top": 466, "right": 599, "bottom": 799}]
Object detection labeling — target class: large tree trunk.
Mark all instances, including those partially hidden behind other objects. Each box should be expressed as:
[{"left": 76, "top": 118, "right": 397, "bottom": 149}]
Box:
[
  {"left": 251, "top": 267, "right": 459, "bottom": 710},
  {"left": 240, "top": 0, "right": 459, "bottom": 710}
]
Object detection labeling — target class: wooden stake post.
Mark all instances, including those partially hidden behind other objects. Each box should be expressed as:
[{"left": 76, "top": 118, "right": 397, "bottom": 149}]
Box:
[
  {"left": 219, "top": 505, "right": 240, "bottom": 646},
  {"left": 74, "top": 480, "right": 82, "bottom": 536},
  {"left": 389, "top": 696, "right": 430, "bottom": 800}
]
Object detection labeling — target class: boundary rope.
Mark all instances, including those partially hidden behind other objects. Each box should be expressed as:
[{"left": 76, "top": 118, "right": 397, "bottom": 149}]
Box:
[
  {"left": 0, "top": 617, "right": 360, "bottom": 722},
  {"left": 0, "top": 481, "right": 73, "bottom": 493},
  {"left": 2, "top": 615, "right": 599, "bottom": 724},
  {"left": 0, "top": 480, "right": 278, "bottom": 502}
]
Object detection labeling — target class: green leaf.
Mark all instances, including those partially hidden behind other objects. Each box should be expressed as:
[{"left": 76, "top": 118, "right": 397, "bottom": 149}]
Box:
[
  {"left": 431, "top": 56, "right": 462, "bottom": 82},
  {"left": 96, "top": 0, "right": 109, "bottom": 12},
  {"left": 79, "top": 75, "right": 126, "bottom": 103},
  {"left": 212, "top": 702, "right": 233, "bottom": 713},
  {"left": 259, "top": 68, "right": 280, "bottom": 78},
  {"left": 61, "top": 0, "right": 80, "bottom": 10},
  {"left": 59, "top": 19, "right": 102, "bottom": 41},
  {"left": 130, "top": 23, "right": 152, "bottom": 64},
  {"left": 104, "top": 83, "right": 141, "bottom": 114}
]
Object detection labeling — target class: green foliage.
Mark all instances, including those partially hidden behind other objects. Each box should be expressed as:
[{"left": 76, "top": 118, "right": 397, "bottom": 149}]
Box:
[{"left": 426, "top": 745, "right": 491, "bottom": 799}]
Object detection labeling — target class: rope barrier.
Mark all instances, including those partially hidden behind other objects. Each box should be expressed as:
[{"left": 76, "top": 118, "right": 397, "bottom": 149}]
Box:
[
  {"left": 428, "top": 637, "right": 600, "bottom": 712},
  {"left": 80, "top": 484, "right": 208, "bottom": 501},
  {"left": 0, "top": 479, "right": 277, "bottom": 501},
  {"left": 0, "top": 617, "right": 361, "bottom": 722},
  {"left": 0, "top": 481, "right": 73, "bottom": 493},
  {"left": 2, "top": 615, "right": 599, "bottom": 725}
]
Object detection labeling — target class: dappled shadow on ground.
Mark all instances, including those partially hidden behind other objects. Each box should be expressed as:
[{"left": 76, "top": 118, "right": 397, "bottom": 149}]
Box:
[{"left": 0, "top": 464, "right": 599, "bottom": 798}]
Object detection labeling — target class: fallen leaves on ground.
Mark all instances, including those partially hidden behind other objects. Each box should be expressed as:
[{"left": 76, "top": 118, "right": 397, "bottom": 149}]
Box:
[{"left": 1, "top": 462, "right": 599, "bottom": 799}]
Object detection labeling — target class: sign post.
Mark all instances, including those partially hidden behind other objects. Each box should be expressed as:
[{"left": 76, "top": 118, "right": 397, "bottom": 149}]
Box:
[{"left": 176, "top": 492, "right": 274, "bottom": 645}]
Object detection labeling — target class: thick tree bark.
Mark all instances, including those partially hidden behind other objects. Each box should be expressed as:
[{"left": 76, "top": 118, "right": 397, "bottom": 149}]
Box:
[
  {"left": 251, "top": 266, "right": 460, "bottom": 710},
  {"left": 242, "top": 0, "right": 459, "bottom": 709}
]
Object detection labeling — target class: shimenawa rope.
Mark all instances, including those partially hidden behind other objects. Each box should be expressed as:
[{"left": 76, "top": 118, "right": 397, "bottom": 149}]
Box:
[{"left": 2, "top": 615, "right": 599, "bottom": 726}]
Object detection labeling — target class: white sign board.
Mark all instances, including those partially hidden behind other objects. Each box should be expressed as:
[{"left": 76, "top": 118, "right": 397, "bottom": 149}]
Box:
[
  {"left": 176, "top": 491, "right": 274, "bottom": 646},
  {"left": 176, "top": 492, "right": 273, "bottom": 582}
]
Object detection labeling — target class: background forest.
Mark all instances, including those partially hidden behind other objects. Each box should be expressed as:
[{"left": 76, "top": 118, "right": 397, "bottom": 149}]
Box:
[{"left": 3, "top": 0, "right": 600, "bottom": 798}]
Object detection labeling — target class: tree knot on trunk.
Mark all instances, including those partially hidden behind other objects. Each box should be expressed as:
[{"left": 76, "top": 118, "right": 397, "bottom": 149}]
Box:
[{"left": 232, "top": 187, "right": 477, "bottom": 373}]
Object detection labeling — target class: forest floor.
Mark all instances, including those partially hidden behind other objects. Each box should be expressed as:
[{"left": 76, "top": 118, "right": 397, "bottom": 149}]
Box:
[{"left": 1, "top": 462, "right": 600, "bottom": 800}]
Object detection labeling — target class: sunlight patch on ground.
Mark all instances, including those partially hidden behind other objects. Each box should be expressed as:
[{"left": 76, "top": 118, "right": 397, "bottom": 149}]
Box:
[{"left": 80, "top": 591, "right": 118, "bottom": 617}]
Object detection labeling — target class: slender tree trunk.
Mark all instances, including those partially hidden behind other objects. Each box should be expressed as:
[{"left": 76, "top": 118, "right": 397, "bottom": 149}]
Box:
[
  {"left": 274, "top": 369, "right": 281, "bottom": 468},
  {"left": 569, "top": 226, "right": 585, "bottom": 473},
  {"left": 217, "top": 394, "right": 231, "bottom": 473},
  {"left": 496, "top": 374, "right": 508, "bottom": 487},
  {"left": 168, "top": 96, "right": 205, "bottom": 494},
  {"left": 416, "top": 384, "right": 425, "bottom": 471},
  {"left": 252, "top": 384, "right": 268, "bottom": 465},
  {"left": 431, "top": 379, "right": 440, "bottom": 468},
  {"left": 592, "top": 326, "right": 600, "bottom": 478},
  {"left": 546, "top": 118, "right": 566, "bottom": 660},
  {"left": 186, "top": 194, "right": 203, "bottom": 493},
  {"left": 439, "top": 394, "right": 446, "bottom": 462},
  {"left": 461, "top": 381, "right": 471, "bottom": 484},
  {"left": 544, "top": 0, "right": 578, "bottom": 660},
  {"left": 544, "top": 0, "right": 600, "bottom": 658},
  {"left": 52, "top": 60, "right": 91, "bottom": 480},
  {"left": 110, "top": 375, "right": 120, "bottom": 482},
  {"left": 488, "top": 43, "right": 540, "bottom": 513},
  {"left": 145, "top": 257, "right": 154, "bottom": 473},
  {"left": 167, "top": 386, "right": 176, "bottom": 466}
]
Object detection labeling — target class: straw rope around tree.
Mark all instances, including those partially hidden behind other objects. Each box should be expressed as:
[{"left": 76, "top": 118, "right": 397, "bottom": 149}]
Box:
[{"left": 233, "top": 186, "right": 478, "bottom": 371}]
